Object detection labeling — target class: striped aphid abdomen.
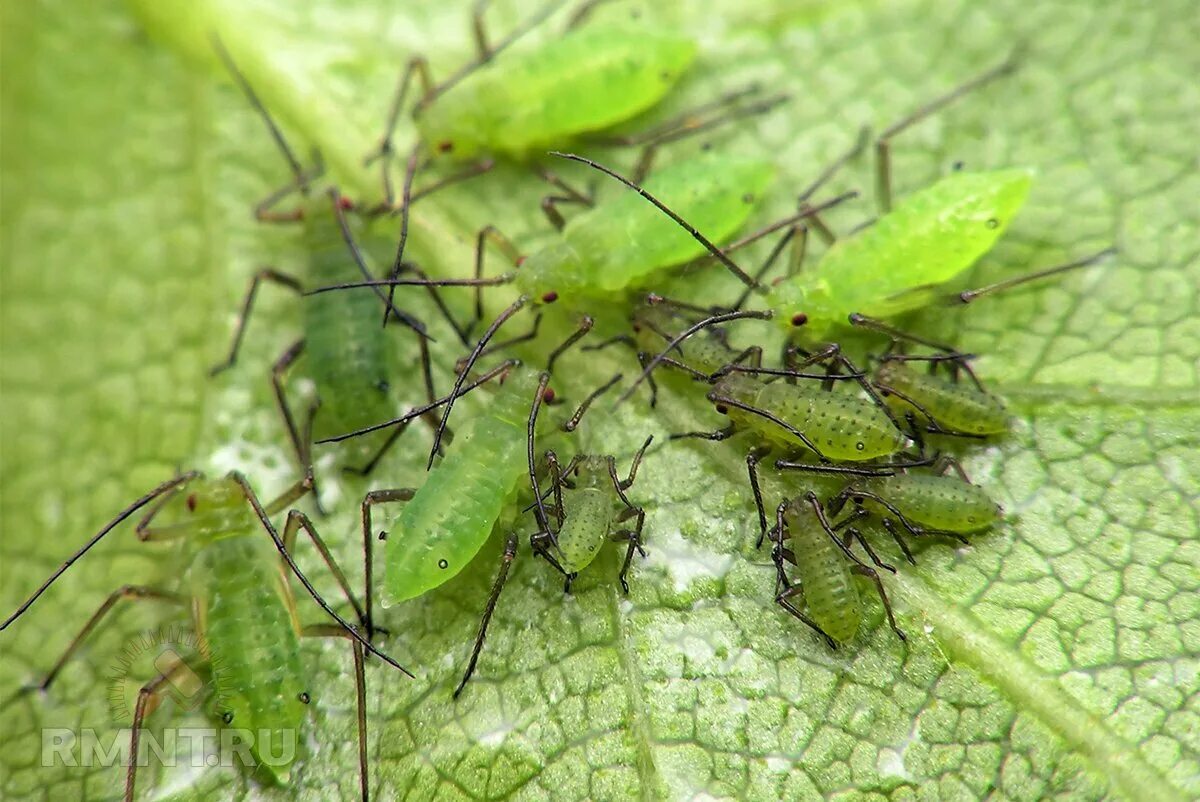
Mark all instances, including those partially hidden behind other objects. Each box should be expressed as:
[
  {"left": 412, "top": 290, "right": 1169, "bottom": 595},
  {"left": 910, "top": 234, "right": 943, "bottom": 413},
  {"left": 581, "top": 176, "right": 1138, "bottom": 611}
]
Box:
[
  {"left": 786, "top": 503, "right": 861, "bottom": 643},
  {"left": 860, "top": 474, "right": 1002, "bottom": 532}
]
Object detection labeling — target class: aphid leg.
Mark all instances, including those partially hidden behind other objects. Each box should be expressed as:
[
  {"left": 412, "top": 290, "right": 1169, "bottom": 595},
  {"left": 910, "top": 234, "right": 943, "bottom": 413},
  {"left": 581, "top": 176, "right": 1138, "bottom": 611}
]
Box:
[
  {"left": 797, "top": 125, "right": 870, "bottom": 205},
  {"left": 620, "top": 309, "right": 774, "bottom": 402},
  {"left": 229, "top": 471, "right": 413, "bottom": 674},
  {"left": 359, "top": 488, "right": 417, "bottom": 639},
  {"left": 772, "top": 458, "right": 899, "bottom": 478},
  {"left": 599, "top": 84, "right": 788, "bottom": 182},
  {"left": 825, "top": 351, "right": 911, "bottom": 437},
  {"left": 209, "top": 268, "right": 303, "bottom": 376},
  {"left": 270, "top": 339, "right": 323, "bottom": 502},
  {"left": 953, "top": 247, "right": 1117, "bottom": 305},
  {"left": 328, "top": 189, "right": 432, "bottom": 337},
  {"left": 563, "top": 373, "right": 623, "bottom": 432},
  {"left": 619, "top": 435, "right": 654, "bottom": 490},
  {"left": 394, "top": 262, "right": 473, "bottom": 348},
  {"left": 840, "top": 527, "right": 896, "bottom": 574},
  {"left": 253, "top": 161, "right": 325, "bottom": 223},
  {"left": 668, "top": 423, "right": 736, "bottom": 443},
  {"left": 430, "top": 296, "right": 529, "bottom": 467},
  {"left": 366, "top": 56, "right": 433, "bottom": 175},
  {"left": 880, "top": 518, "right": 917, "bottom": 566},
  {"left": 611, "top": 507, "right": 647, "bottom": 593},
  {"left": 583, "top": 333, "right": 636, "bottom": 352},
  {"left": 282, "top": 510, "right": 369, "bottom": 630},
  {"left": 844, "top": 534, "right": 906, "bottom": 641},
  {"left": 564, "top": 0, "right": 615, "bottom": 29},
  {"left": 343, "top": 418, "right": 415, "bottom": 477},
  {"left": 24, "top": 586, "right": 184, "bottom": 695},
  {"left": 128, "top": 660, "right": 200, "bottom": 802},
  {"left": 634, "top": 353, "right": 662, "bottom": 408},
  {"left": 544, "top": 449, "right": 568, "bottom": 530},
  {"left": 528, "top": 372, "right": 555, "bottom": 535},
  {"left": 874, "top": 53, "right": 1019, "bottom": 213},
  {"left": 730, "top": 224, "right": 800, "bottom": 310},
  {"left": 708, "top": 390, "right": 831, "bottom": 461},
  {"left": 210, "top": 35, "right": 313, "bottom": 221},
  {"left": 546, "top": 315, "right": 595, "bottom": 372},
  {"left": 931, "top": 454, "right": 973, "bottom": 483},
  {"left": 455, "top": 531, "right": 520, "bottom": 697},
  {"left": 296, "top": 625, "right": 371, "bottom": 802},
  {"left": 406, "top": 157, "right": 497, "bottom": 207},
  {"left": 846, "top": 489, "right": 970, "bottom": 546},
  {"left": 382, "top": 144, "right": 423, "bottom": 323},
  {"left": 469, "top": 225, "right": 523, "bottom": 329},
  {"left": 746, "top": 451, "right": 771, "bottom": 548},
  {"left": 468, "top": 313, "right": 542, "bottom": 367},
  {"left": 535, "top": 165, "right": 595, "bottom": 231}
]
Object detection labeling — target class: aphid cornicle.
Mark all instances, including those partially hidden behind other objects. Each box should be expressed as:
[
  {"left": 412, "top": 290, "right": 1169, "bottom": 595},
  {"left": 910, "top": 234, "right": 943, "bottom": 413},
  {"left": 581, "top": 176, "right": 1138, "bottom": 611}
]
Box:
[
  {"left": 0, "top": 472, "right": 408, "bottom": 802},
  {"left": 208, "top": 38, "right": 461, "bottom": 493},
  {"left": 454, "top": 372, "right": 652, "bottom": 696}
]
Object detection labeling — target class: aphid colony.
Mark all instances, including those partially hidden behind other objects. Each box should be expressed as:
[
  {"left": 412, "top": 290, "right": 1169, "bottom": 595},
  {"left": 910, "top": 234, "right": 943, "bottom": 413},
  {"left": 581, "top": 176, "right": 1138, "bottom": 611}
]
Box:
[{"left": 2, "top": 4, "right": 1116, "bottom": 800}]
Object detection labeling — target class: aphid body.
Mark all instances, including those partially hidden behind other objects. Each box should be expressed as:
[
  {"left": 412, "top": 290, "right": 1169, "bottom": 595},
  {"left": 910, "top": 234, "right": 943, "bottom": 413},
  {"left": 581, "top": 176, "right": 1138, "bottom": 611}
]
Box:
[
  {"left": 711, "top": 372, "right": 908, "bottom": 462},
  {"left": 874, "top": 357, "right": 1009, "bottom": 436},
  {"left": 840, "top": 472, "right": 1003, "bottom": 533},
  {"left": 418, "top": 26, "right": 696, "bottom": 160},
  {"left": 0, "top": 472, "right": 401, "bottom": 802},
  {"left": 516, "top": 155, "right": 774, "bottom": 297},
  {"left": 768, "top": 171, "right": 1034, "bottom": 335},
  {"left": 383, "top": 368, "right": 542, "bottom": 605},
  {"left": 184, "top": 478, "right": 309, "bottom": 779},
  {"left": 782, "top": 497, "right": 862, "bottom": 643}
]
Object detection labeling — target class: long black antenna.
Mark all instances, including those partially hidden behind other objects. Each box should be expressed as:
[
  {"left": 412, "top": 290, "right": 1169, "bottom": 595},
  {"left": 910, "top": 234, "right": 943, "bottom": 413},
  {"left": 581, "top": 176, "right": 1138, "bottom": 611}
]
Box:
[
  {"left": 329, "top": 188, "right": 431, "bottom": 338},
  {"left": 955, "top": 247, "right": 1116, "bottom": 303},
  {"left": 427, "top": 296, "right": 529, "bottom": 468},
  {"left": 1, "top": 472, "right": 201, "bottom": 631},
  {"left": 550, "top": 152, "right": 759, "bottom": 287},
  {"left": 527, "top": 372, "right": 553, "bottom": 536},
  {"left": 211, "top": 35, "right": 308, "bottom": 190},
  {"left": 616, "top": 310, "right": 774, "bottom": 404}
]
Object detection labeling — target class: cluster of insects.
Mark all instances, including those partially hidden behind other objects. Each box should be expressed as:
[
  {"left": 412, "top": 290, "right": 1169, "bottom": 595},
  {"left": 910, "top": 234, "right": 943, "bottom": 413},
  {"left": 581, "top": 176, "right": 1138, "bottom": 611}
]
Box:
[{"left": 3, "top": 2, "right": 1117, "bottom": 799}]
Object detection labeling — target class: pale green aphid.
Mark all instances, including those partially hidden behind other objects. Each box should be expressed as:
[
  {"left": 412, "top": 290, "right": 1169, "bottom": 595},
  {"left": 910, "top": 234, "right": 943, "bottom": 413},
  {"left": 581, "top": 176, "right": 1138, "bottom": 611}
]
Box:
[
  {"left": 454, "top": 375, "right": 651, "bottom": 696},
  {"left": 0, "top": 473, "right": 407, "bottom": 802},
  {"left": 327, "top": 311, "right": 594, "bottom": 639},
  {"left": 413, "top": 22, "right": 697, "bottom": 161},
  {"left": 754, "top": 487, "right": 905, "bottom": 646}
]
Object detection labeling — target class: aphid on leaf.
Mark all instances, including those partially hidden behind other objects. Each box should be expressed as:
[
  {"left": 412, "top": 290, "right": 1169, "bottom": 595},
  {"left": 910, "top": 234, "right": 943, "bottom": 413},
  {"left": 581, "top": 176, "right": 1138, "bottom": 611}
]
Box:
[
  {"left": 455, "top": 372, "right": 652, "bottom": 696},
  {"left": 0, "top": 472, "right": 408, "bottom": 802},
  {"left": 319, "top": 311, "right": 593, "bottom": 638},
  {"left": 207, "top": 38, "right": 471, "bottom": 501},
  {"left": 748, "top": 477, "right": 906, "bottom": 646}
]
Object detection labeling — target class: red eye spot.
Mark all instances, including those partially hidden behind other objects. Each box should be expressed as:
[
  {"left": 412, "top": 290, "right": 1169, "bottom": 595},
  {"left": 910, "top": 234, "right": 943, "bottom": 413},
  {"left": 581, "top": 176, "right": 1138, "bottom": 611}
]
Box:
[
  {"left": 790, "top": 313, "right": 808, "bottom": 327},
  {"left": 186, "top": 494, "right": 198, "bottom": 512},
  {"left": 541, "top": 291, "right": 559, "bottom": 304},
  {"left": 515, "top": 255, "right": 526, "bottom": 267},
  {"left": 542, "top": 387, "right": 557, "bottom": 403},
  {"left": 632, "top": 323, "right": 642, "bottom": 332},
  {"left": 437, "top": 141, "right": 454, "bottom": 153},
  {"left": 338, "top": 196, "right": 355, "bottom": 210}
]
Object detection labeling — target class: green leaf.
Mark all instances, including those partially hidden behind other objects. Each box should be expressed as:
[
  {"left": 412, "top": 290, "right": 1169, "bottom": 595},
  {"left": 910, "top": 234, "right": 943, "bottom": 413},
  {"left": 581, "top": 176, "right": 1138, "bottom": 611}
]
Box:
[{"left": 2, "top": 0, "right": 1197, "bottom": 800}]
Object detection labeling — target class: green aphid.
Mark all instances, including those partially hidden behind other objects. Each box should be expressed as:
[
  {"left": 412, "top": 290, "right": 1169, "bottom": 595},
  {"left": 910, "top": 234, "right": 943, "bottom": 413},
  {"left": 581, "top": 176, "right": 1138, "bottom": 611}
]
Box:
[
  {"left": 454, "top": 373, "right": 652, "bottom": 696},
  {"left": 0, "top": 473, "right": 408, "bottom": 802},
  {"left": 751, "top": 484, "right": 905, "bottom": 647},
  {"left": 208, "top": 38, "right": 453, "bottom": 499}
]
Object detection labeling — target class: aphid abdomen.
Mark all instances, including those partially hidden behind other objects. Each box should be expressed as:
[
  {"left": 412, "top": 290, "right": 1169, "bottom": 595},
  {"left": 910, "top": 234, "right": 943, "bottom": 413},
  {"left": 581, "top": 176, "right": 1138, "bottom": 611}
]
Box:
[
  {"left": 863, "top": 474, "right": 1002, "bottom": 533},
  {"left": 750, "top": 382, "right": 906, "bottom": 461},
  {"left": 876, "top": 361, "right": 1008, "bottom": 435},
  {"left": 418, "top": 27, "right": 694, "bottom": 160},
  {"left": 302, "top": 213, "right": 393, "bottom": 437},
  {"left": 383, "top": 414, "right": 525, "bottom": 606},
  {"left": 195, "top": 536, "right": 307, "bottom": 781},
  {"left": 554, "top": 488, "right": 612, "bottom": 574},
  {"left": 787, "top": 506, "right": 860, "bottom": 643}
]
